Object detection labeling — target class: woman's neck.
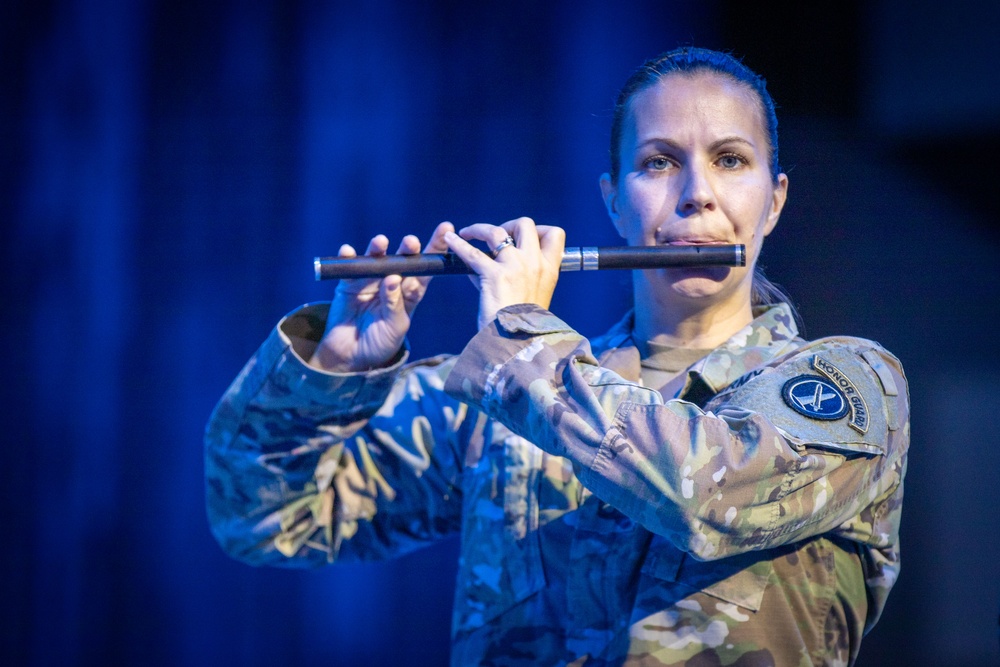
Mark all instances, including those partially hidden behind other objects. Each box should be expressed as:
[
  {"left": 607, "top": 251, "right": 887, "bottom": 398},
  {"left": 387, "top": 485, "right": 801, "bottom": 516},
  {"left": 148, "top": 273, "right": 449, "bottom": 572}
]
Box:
[{"left": 632, "top": 277, "right": 756, "bottom": 349}]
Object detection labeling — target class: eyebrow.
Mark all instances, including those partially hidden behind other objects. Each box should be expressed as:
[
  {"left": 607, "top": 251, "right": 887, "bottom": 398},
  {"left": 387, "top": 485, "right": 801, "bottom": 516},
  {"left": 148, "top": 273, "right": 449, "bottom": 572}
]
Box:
[
  {"left": 636, "top": 135, "right": 756, "bottom": 152},
  {"left": 709, "top": 136, "right": 755, "bottom": 151}
]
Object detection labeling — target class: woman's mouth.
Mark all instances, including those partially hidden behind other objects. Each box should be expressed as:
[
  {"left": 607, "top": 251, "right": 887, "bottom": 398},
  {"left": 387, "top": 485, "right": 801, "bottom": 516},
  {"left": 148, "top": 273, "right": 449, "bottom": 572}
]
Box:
[{"left": 663, "top": 239, "right": 728, "bottom": 246}]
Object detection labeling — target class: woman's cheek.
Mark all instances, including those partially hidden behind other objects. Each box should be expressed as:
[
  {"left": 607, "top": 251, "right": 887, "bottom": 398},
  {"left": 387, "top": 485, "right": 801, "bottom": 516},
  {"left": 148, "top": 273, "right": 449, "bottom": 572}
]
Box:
[{"left": 727, "top": 193, "right": 769, "bottom": 238}]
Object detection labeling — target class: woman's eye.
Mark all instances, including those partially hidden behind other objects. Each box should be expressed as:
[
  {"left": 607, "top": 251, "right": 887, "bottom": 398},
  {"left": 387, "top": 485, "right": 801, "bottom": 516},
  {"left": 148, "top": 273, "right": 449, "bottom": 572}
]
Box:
[
  {"left": 646, "top": 156, "right": 671, "bottom": 170},
  {"left": 717, "top": 154, "right": 745, "bottom": 169}
]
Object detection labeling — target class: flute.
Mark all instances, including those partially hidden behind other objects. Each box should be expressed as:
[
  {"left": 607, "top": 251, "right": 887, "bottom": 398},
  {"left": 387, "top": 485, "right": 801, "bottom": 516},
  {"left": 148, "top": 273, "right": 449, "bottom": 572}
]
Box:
[{"left": 315, "top": 245, "right": 745, "bottom": 280}]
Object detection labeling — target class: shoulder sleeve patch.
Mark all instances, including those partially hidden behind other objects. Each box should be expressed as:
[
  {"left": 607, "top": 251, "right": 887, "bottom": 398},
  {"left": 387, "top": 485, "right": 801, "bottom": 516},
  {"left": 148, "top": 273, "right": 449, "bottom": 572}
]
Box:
[{"left": 713, "top": 342, "right": 890, "bottom": 456}]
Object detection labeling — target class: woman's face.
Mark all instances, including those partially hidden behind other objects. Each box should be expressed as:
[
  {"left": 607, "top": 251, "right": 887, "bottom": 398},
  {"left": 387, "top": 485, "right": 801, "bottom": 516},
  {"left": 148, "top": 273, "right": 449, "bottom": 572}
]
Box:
[{"left": 600, "top": 71, "right": 788, "bottom": 305}]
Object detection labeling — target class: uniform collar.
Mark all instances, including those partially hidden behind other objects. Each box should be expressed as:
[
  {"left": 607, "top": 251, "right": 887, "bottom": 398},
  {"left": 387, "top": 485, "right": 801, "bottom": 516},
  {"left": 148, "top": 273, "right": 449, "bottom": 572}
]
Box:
[{"left": 592, "top": 303, "right": 801, "bottom": 401}]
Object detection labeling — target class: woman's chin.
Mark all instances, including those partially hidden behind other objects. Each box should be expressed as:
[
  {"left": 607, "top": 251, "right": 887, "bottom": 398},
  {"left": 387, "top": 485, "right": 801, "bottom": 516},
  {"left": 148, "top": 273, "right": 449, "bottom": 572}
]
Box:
[
  {"left": 669, "top": 283, "right": 726, "bottom": 301},
  {"left": 659, "top": 267, "right": 732, "bottom": 298},
  {"left": 636, "top": 266, "right": 751, "bottom": 306}
]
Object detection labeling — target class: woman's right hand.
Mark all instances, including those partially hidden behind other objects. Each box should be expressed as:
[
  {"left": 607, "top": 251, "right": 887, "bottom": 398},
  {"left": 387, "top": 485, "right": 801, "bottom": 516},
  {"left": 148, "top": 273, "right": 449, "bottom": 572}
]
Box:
[{"left": 309, "top": 221, "right": 454, "bottom": 372}]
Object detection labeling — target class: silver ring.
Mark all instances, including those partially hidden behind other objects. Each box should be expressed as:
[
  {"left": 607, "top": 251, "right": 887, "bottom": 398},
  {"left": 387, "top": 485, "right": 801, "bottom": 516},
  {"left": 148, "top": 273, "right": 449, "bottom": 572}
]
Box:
[{"left": 491, "top": 235, "right": 516, "bottom": 258}]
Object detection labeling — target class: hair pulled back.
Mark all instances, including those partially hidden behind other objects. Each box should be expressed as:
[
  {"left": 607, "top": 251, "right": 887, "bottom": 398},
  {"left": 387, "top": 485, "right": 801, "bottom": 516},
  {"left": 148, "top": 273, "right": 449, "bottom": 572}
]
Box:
[{"left": 609, "top": 47, "right": 796, "bottom": 316}]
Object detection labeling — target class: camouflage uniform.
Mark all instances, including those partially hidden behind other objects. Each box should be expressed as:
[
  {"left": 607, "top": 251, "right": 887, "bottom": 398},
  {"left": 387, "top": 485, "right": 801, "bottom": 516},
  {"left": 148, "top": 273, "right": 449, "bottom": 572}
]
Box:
[{"left": 206, "top": 302, "right": 909, "bottom": 666}]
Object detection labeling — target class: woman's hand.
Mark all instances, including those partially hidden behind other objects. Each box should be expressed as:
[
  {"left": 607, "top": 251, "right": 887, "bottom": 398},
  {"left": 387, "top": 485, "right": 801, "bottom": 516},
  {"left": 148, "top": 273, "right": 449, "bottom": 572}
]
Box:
[
  {"left": 445, "top": 217, "right": 566, "bottom": 330},
  {"left": 310, "top": 222, "right": 454, "bottom": 372}
]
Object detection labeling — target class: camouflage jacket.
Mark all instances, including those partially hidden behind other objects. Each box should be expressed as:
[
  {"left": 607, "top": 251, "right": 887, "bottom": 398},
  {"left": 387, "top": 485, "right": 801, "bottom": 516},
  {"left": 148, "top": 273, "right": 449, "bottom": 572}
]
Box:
[{"left": 206, "top": 302, "right": 909, "bottom": 666}]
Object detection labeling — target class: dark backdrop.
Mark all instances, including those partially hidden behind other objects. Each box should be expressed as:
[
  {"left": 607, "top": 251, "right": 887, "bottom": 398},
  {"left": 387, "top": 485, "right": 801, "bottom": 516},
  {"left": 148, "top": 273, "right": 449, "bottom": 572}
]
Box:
[{"left": 3, "top": 1, "right": 999, "bottom": 665}]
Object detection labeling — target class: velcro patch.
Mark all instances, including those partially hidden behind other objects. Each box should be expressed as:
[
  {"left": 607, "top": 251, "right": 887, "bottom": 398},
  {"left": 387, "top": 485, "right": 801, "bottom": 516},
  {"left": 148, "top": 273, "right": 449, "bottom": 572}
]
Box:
[{"left": 706, "top": 339, "right": 888, "bottom": 456}]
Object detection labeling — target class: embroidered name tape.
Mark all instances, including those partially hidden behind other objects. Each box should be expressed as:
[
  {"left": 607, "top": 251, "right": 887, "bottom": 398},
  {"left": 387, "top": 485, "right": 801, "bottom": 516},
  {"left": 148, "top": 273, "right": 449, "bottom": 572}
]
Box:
[{"left": 811, "top": 355, "right": 869, "bottom": 434}]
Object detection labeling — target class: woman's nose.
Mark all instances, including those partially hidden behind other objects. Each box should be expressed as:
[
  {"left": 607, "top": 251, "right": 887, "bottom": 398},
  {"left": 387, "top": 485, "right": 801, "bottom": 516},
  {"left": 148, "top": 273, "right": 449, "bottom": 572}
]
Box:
[{"left": 678, "top": 164, "right": 716, "bottom": 214}]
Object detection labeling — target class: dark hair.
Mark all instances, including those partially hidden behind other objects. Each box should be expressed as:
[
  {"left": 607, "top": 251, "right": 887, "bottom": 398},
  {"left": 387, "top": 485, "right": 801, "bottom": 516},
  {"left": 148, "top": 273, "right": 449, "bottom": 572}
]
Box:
[{"left": 609, "top": 47, "right": 797, "bottom": 317}]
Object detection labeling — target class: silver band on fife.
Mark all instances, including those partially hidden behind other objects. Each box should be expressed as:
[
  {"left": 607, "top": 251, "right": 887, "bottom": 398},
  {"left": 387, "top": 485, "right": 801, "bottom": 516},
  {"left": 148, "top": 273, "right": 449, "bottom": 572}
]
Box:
[{"left": 491, "top": 235, "right": 516, "bottom": 258}]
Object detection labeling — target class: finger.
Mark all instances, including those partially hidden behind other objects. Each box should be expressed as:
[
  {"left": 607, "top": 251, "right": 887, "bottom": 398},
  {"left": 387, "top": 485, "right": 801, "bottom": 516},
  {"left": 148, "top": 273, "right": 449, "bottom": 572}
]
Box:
[
  {"left": 334, "top": 241, "right": 371, "bottom": 294},
  {"left": 365, "top": 234, "right": 390, "bottom": 257},
  {"left": 458, "top": 223, "right": 511, "bottom": 250},
  {"left": 337, "top": 237, "right": 388, "bottom": 295},
  {"left": 445, "top": 230, "right": 493, "bottom": 277},
  {"left": 503, "top": 217, "right": 539, "bottom": 253},
  {"left": 536, "top": 225, "right": 566, "bottom": 262},
  {"left": 394, "top": 235, "right": 424, "bottom": 305},
  {"left": 424, "top": 221, "right": 454, "bottom": 254},
  {"left": 403, "top": 222, "right": 455, "bottom": 301},
  {"left": 395, "top": 234, "right": 421, "bottom": 256},
  {"left": 379, "top": 274, "right": 404, "bottom": 313}
]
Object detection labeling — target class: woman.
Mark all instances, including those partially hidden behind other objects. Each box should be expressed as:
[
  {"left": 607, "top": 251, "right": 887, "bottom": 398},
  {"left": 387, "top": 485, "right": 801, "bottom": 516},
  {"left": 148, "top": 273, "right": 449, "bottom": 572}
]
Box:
[{"left": 206, "top": 48, "right": 908, "bottom": 666}]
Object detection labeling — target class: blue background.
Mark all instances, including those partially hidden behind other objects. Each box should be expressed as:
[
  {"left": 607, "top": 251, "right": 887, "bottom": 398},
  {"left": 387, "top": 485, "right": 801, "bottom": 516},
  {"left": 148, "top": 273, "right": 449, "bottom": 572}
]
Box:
[{"left": 3, "top": 1, "right": 999, "bottom": 665}]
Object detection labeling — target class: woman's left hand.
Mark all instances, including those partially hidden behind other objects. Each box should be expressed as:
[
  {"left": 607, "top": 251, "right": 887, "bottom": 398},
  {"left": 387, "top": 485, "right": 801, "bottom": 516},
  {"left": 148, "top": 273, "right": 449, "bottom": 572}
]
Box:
[{"left": 445, "top": 217, "right": 566, "bottom": 330}]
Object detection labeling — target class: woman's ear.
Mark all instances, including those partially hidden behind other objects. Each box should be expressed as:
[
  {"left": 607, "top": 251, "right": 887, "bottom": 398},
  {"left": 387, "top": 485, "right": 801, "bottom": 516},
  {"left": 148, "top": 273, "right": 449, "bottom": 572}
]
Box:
[
  {"left": 764, "top": 173, "right": 789, "bottom": 237},
  {"left": 599, "top": 173, "right": 625, "bottom": 238}
]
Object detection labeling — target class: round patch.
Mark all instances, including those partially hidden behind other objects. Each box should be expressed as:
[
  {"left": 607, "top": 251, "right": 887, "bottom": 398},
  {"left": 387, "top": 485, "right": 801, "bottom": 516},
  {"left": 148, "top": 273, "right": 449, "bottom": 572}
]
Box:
[{"left": 781, "top": 374, "right": 848, "bottom": 421}]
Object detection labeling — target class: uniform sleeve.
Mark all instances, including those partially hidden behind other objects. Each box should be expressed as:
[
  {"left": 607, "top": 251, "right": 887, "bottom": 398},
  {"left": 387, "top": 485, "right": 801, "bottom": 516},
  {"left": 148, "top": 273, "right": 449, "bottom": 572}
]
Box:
[
  {"left": 205, "top": 303, "right": 474, "bottom": 568},
  {"left": 444, "top": 304, "right": 909, "bottom": 562}
]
